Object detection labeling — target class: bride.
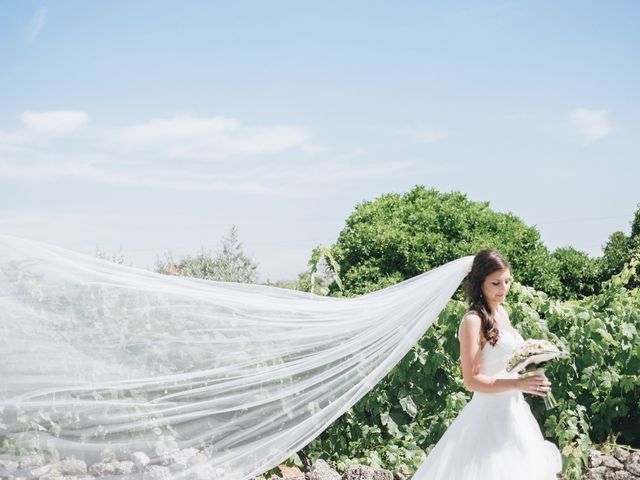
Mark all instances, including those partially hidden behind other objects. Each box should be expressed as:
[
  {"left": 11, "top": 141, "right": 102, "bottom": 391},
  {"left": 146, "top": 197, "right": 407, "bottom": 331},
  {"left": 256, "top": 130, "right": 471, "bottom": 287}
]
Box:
[{"left": 411, "top": 248, "right": 563, "bottom": 479}]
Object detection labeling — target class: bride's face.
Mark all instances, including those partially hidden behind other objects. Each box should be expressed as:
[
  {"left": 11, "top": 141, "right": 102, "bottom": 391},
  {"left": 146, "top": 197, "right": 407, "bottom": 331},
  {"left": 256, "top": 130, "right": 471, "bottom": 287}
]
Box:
[{"left": 482, "top": 268, "right": 512, "bottom": 306}]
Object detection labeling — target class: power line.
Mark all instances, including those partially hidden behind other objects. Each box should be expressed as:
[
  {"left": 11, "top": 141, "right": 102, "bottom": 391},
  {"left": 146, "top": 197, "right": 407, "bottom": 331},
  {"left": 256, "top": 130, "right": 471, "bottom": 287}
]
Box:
[
  {"left": 124, "top": 238, "right": 338, "bottom": 253},
  {"left": 535, "top": 215, "right": 632, "bottom": 225}
]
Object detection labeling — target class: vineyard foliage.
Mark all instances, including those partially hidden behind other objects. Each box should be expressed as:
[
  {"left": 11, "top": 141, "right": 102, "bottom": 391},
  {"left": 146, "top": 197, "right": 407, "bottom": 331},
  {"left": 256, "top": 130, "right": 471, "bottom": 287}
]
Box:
[{"left": 299, "top": 256, "right": 639, "bottom": 480}]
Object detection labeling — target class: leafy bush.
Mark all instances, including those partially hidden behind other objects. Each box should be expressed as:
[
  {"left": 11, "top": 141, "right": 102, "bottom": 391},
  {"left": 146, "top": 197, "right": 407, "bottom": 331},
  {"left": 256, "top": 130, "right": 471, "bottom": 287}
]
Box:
[
  {"left": 508, "top": 254, "right": 640, "bottom": 476},
  {"left": 155, "top": 225, "right": 258, "bottom": 283}
]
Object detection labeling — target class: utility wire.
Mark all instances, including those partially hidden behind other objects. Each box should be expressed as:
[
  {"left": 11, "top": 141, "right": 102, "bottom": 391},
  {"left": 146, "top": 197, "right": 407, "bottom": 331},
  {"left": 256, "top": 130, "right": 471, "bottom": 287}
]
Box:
[{"left": 535, "top": 215, "right": 632, "bottom": 225}]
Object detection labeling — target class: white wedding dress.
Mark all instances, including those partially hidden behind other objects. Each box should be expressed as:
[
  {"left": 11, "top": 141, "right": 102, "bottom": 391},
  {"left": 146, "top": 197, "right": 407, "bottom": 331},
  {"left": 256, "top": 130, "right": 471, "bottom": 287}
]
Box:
[{"left": 411, "top": 323, "right": 563, "bottom": 480}]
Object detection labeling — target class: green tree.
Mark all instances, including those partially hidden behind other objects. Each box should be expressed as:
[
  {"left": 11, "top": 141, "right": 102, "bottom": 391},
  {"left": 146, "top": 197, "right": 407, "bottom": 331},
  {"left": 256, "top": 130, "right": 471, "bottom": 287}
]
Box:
[
  {"left": 550, "top": 247, "right": 600, "bottom": 299},
  {"left": 155, "top": 225, "right": 259, "bottom": 283},
  {"left": 597, "top": 203, "right": 640, "bottom": 290},
  {"left": 329, "top": 185, "right": 563, "bottom": 297},
  {"left": 631, "top": 204, "right": 640, "bottom": 240},
  {"left": 600, "top": 231, "right": 631, "bottom": 280}
]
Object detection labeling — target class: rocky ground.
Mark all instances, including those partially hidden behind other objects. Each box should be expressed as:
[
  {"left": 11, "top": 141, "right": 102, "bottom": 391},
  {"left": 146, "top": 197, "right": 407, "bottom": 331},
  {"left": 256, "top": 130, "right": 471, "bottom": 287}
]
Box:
[
  {"left": 581, "top": 447, "right": 640, "bottom": 480},
  {"left": 1, "top": 446, "right": 638, "bottom": 479}
]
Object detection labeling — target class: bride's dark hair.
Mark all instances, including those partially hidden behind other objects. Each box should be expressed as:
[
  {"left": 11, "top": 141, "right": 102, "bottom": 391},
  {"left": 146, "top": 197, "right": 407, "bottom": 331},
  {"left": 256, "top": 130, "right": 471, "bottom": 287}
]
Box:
[{"left": 462, "top": 248, "right": 511, "bottom": 347}]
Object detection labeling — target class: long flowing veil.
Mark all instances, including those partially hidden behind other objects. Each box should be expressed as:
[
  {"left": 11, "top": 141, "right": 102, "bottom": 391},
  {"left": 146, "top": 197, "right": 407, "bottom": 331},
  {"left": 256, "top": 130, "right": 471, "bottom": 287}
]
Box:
[{"left": 0, "top": 234, "right": 474, "bottom": 479}]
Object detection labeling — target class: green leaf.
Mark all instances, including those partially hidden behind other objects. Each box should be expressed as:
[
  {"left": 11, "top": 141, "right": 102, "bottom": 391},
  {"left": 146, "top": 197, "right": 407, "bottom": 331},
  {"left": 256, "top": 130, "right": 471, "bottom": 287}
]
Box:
[{"left": 399, "top": 396, "right": 418, "bottom": 418}]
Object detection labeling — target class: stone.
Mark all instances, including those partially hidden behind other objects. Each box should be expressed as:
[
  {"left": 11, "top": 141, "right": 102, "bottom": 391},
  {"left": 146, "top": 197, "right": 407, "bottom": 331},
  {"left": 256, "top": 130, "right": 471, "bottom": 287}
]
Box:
[
  {"left": 19, "top": 454, "right": 46, "bottom": 470},
  {"left": 583, "top": 466, "right": 608, "bottom": 480},
  {"left": 342, "top": 463, "right": 394, "bottom": 480},
  {"left": 100, "top": 450, "right": 118, "bottom": 464},
  {"left": 214, "top": 467, "right": 227, "bottom": 478},
  {"left": 143, "top": 465, "right": 172, "bottom": 480},
  {"left": 189, "top": 464, "right": 219, "bottom": 480},
  {"left": 0, "top": 459, "right": 19, "bottom": 476},
  {"left": 26, "top": 463, "right": 58, "bottom": 479},
  {"left": 605, "top": 469, "right": 636, "bottom": 480},
  {"left": 186, "top": 452, "right": 208, "bottom": 467},
  {"left": 38, "top": 472, "right": 64, "bottom": 480},
  {"left": 113, "top": 460, "right": 136, "bottom": 475},
  {"left": 160, "top": 447, "right": 199, "bottom": 468},
  {"left": 278, "top": 464, "right": 304, "bottom": 478},
  {"left": 590, "top": 449, "right": 605, "bottom": 468},
  {"left": 306, "top": 459, "right": 341, "bottom": 480},
  {"left": 88, "top": 461, "right": 118, "bottom": 476},
  {"left": 613, "top": 447, "right": 631, "bottom": 464},
  {"left": 130, "top": 452, "right": 151, "bottom": 471},
  {"left": 58, "top": 458, "right": 88, "bottom": 475},
  {"left": 373, "top": 470, "right": 396, "bottom": 480},
  {"left": 601, "top": 455, "right": 625, "bottom": 470},
  {"left": 625, "top": 452, "right": 640, "bottom": 476}
]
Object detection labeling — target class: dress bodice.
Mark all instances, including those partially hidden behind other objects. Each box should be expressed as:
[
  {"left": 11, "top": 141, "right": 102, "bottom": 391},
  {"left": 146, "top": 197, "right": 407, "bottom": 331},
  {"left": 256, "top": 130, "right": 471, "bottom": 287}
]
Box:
[
  {"left": 458, "top": 317, "right": 525, "bottom": 380},
  {"left": 479, "top": 327, "right": 524, "bottom": 379}
]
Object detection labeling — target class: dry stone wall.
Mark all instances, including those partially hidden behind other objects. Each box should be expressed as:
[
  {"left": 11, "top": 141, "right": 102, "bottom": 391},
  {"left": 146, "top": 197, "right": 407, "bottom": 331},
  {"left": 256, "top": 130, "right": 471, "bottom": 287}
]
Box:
[{"left": 1, "top": 446, "right": 638, "bottom": 480}]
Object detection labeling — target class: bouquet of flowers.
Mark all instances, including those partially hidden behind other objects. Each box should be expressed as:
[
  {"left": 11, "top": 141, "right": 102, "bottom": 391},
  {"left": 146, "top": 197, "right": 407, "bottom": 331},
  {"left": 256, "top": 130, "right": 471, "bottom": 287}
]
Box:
[{"left": 506, "top": 339, "right": 569, "bottom": 409}]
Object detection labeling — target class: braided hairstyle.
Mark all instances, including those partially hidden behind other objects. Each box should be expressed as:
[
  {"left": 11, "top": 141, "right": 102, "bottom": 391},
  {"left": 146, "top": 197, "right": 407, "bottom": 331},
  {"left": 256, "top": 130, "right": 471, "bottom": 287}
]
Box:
[{"left": 462, "top": 248, "right": 512, "bottom": 347}]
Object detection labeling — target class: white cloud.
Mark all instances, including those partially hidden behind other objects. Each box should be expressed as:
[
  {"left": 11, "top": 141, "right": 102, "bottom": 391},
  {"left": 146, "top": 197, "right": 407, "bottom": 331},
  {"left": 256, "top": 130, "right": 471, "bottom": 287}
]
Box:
[
  {"left": 26, "top": 7, "right": 47, "bottom": 43},
  {"left": 117, "top": 115, "right": 309, "bottom": 161},
  {"left": 0, "top": 111, "right": 412, "bottom": 196},
  {"left": 0, "top": 158, "right": 299, "bottom": 196},
  {"left": 569, "top": 108, "right": 613, "bottom": 144},
  {"left": 398, "top": 124, "right": 448, "bottom": 143},
  {"left": 20, "top": 110, "right": 89, "bottom": 135}
]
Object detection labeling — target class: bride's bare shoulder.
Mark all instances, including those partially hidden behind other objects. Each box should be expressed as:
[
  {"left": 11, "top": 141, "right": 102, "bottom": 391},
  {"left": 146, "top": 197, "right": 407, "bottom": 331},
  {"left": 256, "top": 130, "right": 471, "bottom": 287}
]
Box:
[
  {"left": 459, "top": 310, "right": 481, "bottom": 333},
  {"left": 459, "top": 311, "right": 483, "bottom": 350},
  {"left": 461, "top": 310, "right": 481, "bottom": 322}
]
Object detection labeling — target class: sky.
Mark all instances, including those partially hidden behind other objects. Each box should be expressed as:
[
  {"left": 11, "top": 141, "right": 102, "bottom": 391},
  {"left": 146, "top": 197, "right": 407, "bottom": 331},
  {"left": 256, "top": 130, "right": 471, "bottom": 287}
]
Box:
[{"left": 1, "top": 1, "right": 638, "bottom": 282}]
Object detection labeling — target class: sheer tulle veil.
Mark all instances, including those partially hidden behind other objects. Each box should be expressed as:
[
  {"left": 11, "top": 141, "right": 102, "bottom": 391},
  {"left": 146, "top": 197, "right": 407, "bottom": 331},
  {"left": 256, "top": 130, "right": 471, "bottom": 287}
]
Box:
[{"left": 0, "top": 234, "right": 474, "bottom": 479}]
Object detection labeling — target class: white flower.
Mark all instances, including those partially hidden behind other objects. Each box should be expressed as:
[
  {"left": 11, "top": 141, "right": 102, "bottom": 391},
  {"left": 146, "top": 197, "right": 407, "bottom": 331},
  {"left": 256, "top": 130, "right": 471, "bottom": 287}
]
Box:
[{"left": 507, "top": 339, "right": 566, "bottom": 373}]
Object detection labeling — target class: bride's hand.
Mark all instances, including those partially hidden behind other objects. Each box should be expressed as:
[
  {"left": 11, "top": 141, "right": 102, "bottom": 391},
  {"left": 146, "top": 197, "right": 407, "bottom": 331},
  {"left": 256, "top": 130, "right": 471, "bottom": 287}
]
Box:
[{"left": 516, "top": 374, "right": 551, "bottom": 397}]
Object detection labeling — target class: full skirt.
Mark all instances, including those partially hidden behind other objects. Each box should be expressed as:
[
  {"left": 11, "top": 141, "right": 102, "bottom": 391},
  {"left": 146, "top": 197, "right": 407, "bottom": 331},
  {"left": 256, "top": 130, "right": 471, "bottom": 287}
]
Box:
[{"left": 411, "top": 390, "right": 562, "bottom": 480}]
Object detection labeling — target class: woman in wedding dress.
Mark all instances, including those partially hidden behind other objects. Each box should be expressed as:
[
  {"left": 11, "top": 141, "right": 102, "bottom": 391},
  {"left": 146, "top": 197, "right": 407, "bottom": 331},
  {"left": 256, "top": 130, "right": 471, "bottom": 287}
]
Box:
[{"left": 411, "top": 249, "right": 563, "bottom": 480}]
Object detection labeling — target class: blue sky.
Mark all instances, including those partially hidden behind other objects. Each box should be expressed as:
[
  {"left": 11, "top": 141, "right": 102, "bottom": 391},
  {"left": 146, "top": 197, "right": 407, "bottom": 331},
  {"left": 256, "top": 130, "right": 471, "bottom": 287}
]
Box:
[{"left": 1, "top": 1, "right": 638, "bottom": 281}]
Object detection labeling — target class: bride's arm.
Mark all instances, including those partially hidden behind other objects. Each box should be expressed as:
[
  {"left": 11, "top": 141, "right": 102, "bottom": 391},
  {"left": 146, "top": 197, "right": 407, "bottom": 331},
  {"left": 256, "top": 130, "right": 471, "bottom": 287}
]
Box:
[{"left": 458, "top": 314, "right": 549, "bottom": 396}]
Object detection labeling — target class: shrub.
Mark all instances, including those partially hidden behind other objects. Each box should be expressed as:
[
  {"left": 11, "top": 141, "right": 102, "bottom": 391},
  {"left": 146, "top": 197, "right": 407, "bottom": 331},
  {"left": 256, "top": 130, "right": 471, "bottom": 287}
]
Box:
[{"left": 155, "top": 225, "right": 258, "bottom": 283}]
